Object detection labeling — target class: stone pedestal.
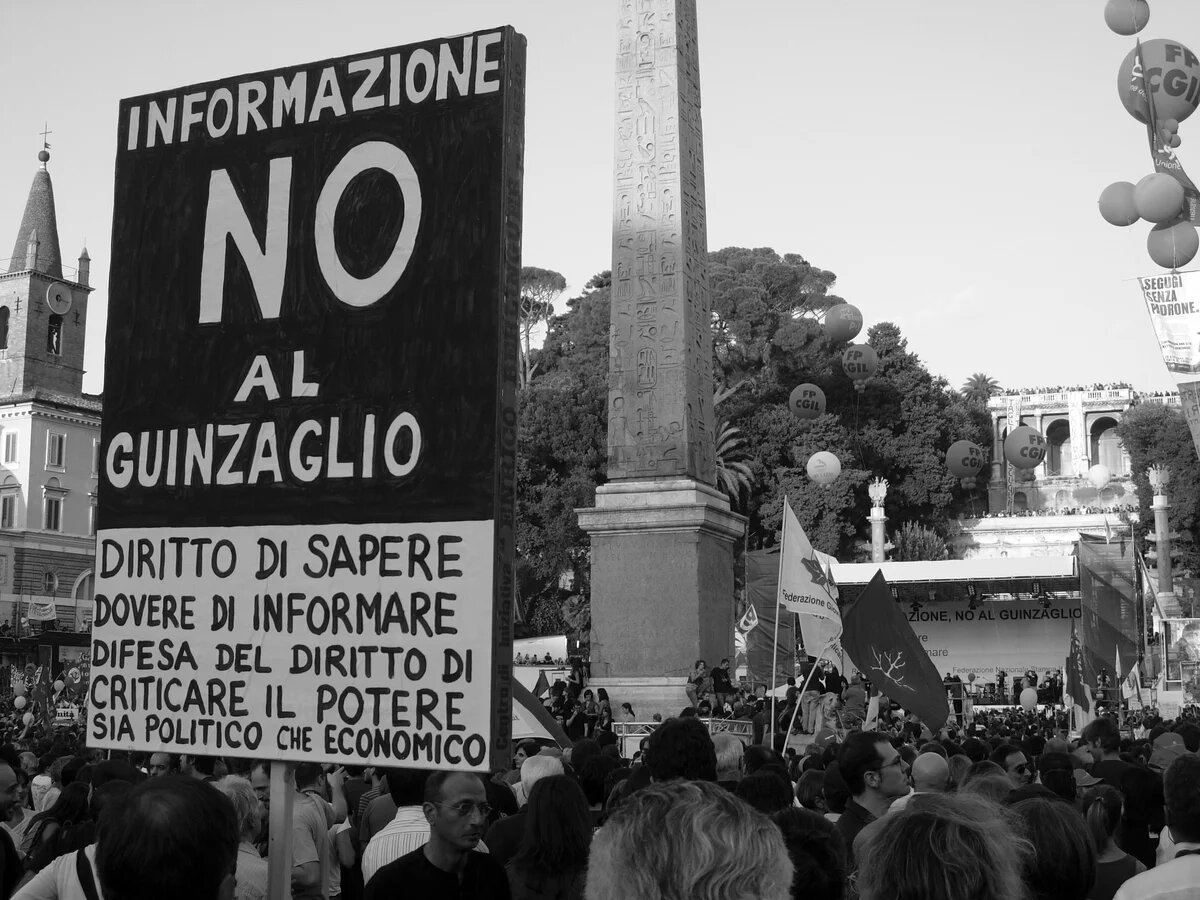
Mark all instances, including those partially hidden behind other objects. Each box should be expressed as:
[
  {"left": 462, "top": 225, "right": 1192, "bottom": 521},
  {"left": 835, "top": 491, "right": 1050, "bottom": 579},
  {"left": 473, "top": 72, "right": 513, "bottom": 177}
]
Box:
[{"left": 578, "top": 479, "right": 745, "bottom": 718}]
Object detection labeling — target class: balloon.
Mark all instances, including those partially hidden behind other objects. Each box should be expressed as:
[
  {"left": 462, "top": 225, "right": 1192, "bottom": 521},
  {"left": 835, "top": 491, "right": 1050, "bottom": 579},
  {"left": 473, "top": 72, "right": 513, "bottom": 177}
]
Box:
[
  {"left": 824, "top": 304, "right": 863, "bottom": 343},
  {"left": 1003, "top": 426, "right": 1047, "bottom": 470},
  {"left": 841, "top": 344, "right": 878, "bottom": 392},
  {"left": 52, "top": 680, "right": 64, "bottom": 693},
  {"left": 1088, "top": 464, "right": 1112, "bottom": 490},
  {"left": 1169, "top": 134, "right": 1183, "bottom": 149},
  {"left": 788, "top": 384, "right": 827, "bottom": 420},
  {"left": 1020, "top": 687, "right": 1038, "bottom": 711},
  {"left": 967, "top": 672, "right": 976, "bottom": 683},
  {"left": 806, "top": 451, "right": 841, "bottom": 486},
  {"left": 1118, "top": 39, "right": 1200, "bottom": 125},
  {"left": 1134, "top": 173, "right": 1186, "bottom": 224},
  {"left": 1098, "top": 181, "right": 1140, "bottom": 226},
  {"left": 21, "top": 713, "right": 33, "bottom": 726},
  {"left": 1164, "top": 118, "right": 1180, "bottom": 134},
  {"left": 1104, "top": 0, "right": 1150, "bottom": 36},
  {"left": 12, "top": 696, "right": 25, "bottom": 710},
  {"left": 946, "top": 440, "right": 986, "bottom": 482},
  {"left": 12, "top": 682, "right": 25, "bottom": 696},
  {"left": 1147, "top": 220, "right": 1200, "bottom": 270},
  {"left": 68, "top": 668, "right": 81, "bottom": 682}
]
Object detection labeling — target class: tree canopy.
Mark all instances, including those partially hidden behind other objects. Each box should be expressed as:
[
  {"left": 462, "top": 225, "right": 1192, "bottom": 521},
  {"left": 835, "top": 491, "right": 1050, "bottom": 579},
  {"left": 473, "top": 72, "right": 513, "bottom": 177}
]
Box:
[
  {"left": 1116, "top": 403, "right": 1200, "bottom": 573},
  {"left": 513, "top": 248, "right": 993, "bottom": 634}
]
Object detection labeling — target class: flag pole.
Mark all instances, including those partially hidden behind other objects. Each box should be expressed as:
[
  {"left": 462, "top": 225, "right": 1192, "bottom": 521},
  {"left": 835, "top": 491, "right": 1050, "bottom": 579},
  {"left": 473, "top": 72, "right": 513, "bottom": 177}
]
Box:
[
  {"left": 784, "top": 640, "right": 834, "bottom": 739},
  {"left": 771, "top": 495, "right": 788, "bottom": 735}
]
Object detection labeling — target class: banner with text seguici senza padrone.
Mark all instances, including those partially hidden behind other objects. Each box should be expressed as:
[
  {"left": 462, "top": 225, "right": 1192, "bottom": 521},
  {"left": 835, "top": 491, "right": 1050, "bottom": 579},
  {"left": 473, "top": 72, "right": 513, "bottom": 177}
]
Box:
[{"left": 90, "top": 28, "right": 526, "bottom": 772}]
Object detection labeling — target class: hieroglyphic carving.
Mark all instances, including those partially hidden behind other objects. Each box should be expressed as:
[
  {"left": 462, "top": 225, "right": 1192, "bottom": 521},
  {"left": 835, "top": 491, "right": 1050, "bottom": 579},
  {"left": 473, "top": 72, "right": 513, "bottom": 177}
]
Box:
[{"left": 609, "top": 0, "right": 715, "bottom": 482}]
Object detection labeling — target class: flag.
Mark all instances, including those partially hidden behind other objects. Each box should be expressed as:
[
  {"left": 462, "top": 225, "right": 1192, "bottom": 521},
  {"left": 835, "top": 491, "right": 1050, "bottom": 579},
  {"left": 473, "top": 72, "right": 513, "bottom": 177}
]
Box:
[
  {"left": 1104, "top": 517, "right": 1113, "bottom": 545},
  {"left": 1117, "top": 644, "right": 1143, "bottom": 704},
  {"left": 777, "top": 498, "right": 842, "bottom": 650},
  {"left": 1064, "top": 618, "right": 1096, "bottom": 726},
  {"left": 737, "top": 603, "right": 760, "bottom": 634},
  {"left": 841, "top": 571, "right": 949, "bottom": 730},
  {"left": 1133, "top": 40, "right": 1200, "bottom": 223}
]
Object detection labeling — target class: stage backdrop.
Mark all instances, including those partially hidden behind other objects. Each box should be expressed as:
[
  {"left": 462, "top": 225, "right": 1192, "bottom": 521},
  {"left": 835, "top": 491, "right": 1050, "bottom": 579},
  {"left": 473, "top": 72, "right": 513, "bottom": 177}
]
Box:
[{"left": 902, "top": 594, "right": 1080, "bottom": 686}]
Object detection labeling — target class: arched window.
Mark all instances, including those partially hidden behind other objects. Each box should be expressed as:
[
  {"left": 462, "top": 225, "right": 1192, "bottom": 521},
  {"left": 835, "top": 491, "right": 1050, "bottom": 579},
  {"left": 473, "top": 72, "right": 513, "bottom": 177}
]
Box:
[
  {"left": 46, "top": 314, "right": 62, "bottom": 355},
  {"left": 1013, "top": 491, "right": 1029, "bottom": 512},
  {"left": 1046, "top": 420, "right": 1072, "bottom": 477},
  {"left": 0, "top": 307, "right": 9, "bottom": 350},
  {"left": 1090, "top": 418, "right": 1126, "bottom": 476}
]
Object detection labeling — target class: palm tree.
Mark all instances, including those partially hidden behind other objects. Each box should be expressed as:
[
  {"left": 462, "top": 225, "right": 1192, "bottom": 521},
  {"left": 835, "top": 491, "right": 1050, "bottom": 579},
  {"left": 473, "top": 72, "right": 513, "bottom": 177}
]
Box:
[
  {"left": 715, "top": 420, "right": 755, "bottom": 510},
  {"left": 961, "top": 373, "right": 1001, "bottom": 405}
]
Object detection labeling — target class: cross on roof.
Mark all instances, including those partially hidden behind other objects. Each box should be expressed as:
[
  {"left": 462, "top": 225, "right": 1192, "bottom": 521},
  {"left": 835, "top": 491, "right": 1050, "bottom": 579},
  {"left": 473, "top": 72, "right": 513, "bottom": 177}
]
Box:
[{"left": 40, "top": 123, "right": 52, "bottom": 150}]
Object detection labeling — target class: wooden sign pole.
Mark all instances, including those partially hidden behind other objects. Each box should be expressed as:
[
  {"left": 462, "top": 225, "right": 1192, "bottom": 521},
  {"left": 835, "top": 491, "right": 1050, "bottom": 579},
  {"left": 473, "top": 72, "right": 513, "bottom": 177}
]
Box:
[{"left": 267, "top": 763, "right": 295, "bottom": 900}]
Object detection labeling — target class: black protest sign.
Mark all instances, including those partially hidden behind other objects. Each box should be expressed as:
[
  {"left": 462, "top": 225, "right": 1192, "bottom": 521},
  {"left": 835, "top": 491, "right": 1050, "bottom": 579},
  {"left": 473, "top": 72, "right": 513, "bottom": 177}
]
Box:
[{"left": 91, "top": 28, "right": 525, "bottom": 771}]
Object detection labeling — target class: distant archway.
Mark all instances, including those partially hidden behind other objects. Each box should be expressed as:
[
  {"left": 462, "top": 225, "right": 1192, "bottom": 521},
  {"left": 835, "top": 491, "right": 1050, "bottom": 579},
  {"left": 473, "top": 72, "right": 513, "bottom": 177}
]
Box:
[
  {"left": 1046, "top": 419, "right": 1072, "bottom": 477},
  {"left": 1090, "top": 417, "right": 1125, "bottom": 475}
]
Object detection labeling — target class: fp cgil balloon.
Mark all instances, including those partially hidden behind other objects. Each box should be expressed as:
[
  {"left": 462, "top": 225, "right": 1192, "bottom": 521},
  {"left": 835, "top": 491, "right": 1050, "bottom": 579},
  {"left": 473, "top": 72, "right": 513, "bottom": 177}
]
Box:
[
  {"left": 1003, "top": 426, "right": 1047, "bottom": 470},
  {"left": 824, "top": 304, "right": 864, "bottom": 343},
  {"left": 841, "top": 344, "right": 878, "bottom": 392},
  {"left": 1118, "top": 39, "right": 1200, "bottom": 125},
  {"left": 789, "top": 384, "right": 826, "bottom": 420},
  {"left": 806, "top": 451, "right": 842, "bottom": 486},
  {"left": 946, "top": 440, "right": 986, "bottom": 487}
]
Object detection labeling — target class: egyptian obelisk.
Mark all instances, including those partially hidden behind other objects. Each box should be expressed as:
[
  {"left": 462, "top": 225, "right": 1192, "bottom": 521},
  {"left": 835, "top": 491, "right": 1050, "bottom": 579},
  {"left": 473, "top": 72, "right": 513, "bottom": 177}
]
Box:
[{"left": 577, "top": 0, "right": 745, "bottom": 717}]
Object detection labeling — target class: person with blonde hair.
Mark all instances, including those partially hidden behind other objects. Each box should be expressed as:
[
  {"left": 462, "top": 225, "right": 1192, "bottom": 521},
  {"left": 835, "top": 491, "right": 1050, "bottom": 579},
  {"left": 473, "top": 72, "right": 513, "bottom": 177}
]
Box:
[
  {"left": 856, "top": 793, "right": 1028, "bottom": 900},
  {"left": 585, "top": 780, "right": 792, "bottom": 900},
  {"left": 214, "top": 775, "right": 269, "bottom": 900}
]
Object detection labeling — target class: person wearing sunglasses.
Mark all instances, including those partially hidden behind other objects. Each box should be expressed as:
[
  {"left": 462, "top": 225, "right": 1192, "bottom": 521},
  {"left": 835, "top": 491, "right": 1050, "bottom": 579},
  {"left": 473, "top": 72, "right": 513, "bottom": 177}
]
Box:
[
  {"left": 364, "top": 771, "right": 510, "bottom": 900},
  {"left": 988, "top": 743, "right": 1034, "bottom": 790}
]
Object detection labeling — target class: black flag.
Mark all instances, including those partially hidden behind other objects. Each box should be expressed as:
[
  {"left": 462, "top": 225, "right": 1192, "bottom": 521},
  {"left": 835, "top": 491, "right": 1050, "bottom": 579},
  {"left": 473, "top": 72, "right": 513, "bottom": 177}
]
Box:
[{"left": 842, "top": 571, "right": 949, "bottom": 731}]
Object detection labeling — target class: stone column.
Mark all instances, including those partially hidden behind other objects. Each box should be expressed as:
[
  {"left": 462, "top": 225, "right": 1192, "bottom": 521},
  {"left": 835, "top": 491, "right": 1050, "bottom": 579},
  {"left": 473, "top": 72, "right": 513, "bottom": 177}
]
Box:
[
  {"left": 1148, "top": 465, "right": 1174, "bottom": 596},
  {"left": 578, "top": 0, "right": 745, "bottom": 718},
  {"left": 868, "top": 478, "right": 887, "bottom": 563}
]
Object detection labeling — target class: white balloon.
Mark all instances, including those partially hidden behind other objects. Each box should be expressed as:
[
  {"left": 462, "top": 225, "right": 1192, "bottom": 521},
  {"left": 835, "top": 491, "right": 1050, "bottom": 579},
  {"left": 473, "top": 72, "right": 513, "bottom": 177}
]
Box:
[
  {"left": 12, "top": 696, "right": 25, "bottom": 710},
  {"left": 1088, "top": 464, "right": 1111, "bottom": 491},
  {"left": 1020, "top": 687, "right": 1038, "bottom": 711},
  {"left": 806, "top": 451, "right": 842, "bottom": 486}
]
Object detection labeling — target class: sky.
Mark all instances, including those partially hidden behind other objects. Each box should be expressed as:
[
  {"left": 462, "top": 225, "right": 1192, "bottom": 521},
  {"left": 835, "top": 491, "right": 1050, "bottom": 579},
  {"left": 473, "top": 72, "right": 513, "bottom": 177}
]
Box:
[{"left": 1, "top": 0, "right": 1197, "bottom": 396}]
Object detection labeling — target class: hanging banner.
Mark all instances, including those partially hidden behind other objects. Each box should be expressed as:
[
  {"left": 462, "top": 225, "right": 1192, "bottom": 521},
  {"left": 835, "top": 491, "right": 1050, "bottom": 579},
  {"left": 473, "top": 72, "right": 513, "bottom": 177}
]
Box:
[
  {"left": 90, "top": 28, "right": 527, "bottom": 771},
  {"left": 1139, "top": 271, "right": 1200, "bottom": 380}
]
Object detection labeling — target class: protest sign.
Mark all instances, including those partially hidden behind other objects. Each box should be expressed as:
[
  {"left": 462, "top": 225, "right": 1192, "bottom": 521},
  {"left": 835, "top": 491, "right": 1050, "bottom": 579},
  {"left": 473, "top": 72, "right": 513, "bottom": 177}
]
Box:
[{"left": 90, "top": 28, "right": 526, "bottom": 771}]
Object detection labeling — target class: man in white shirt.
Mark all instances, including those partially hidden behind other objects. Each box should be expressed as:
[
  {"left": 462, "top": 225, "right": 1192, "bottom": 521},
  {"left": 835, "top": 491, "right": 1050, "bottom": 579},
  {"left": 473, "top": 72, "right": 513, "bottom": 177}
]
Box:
[
  {"left": 1115, "top": 755, "right": 1200, "bottom": 900},
  {"left": 360, "top": 769, "right": 434, "bottom": 887}
]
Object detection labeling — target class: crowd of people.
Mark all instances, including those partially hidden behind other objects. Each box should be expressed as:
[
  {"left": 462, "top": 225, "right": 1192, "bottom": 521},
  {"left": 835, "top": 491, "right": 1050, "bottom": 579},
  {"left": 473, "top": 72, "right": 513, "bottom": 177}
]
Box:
[
  {"left": 0, "top": 699, "right": 1195, "bottom": 900},
  {"left": 971, "top": 504, "right": 1139, "bottom": 520},
  {"left": 1000, "top": 383, "right": 1135, "bottom": 396}
]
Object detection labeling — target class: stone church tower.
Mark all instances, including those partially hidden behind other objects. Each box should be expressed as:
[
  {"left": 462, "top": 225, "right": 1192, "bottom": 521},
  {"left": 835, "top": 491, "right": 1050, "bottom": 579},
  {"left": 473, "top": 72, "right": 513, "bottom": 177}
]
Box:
[{"left": 2, "top": 147, "right": 92, "bottom": 395}]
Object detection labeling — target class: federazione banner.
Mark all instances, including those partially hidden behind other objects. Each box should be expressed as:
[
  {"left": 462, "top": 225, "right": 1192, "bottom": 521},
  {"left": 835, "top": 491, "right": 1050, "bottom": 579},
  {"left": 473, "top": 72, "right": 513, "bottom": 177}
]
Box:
[{"left": 91, "top": 29, "right": 526, "bottom": 771}]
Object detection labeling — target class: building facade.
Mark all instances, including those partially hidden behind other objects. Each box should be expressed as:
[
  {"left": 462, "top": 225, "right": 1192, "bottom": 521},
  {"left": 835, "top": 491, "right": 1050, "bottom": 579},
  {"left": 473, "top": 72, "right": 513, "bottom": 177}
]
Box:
[
  {"left": 985, "top": 387, "right": 1177, "bottom": 514},
  {"left": 0, "top": 147, "right": 98, "bottom": 637}
]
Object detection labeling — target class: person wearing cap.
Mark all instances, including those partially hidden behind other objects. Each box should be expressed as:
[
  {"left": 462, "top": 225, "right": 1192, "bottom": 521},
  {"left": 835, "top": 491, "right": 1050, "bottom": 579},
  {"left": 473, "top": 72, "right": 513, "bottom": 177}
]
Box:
[
  {"left": 1149, "top": 733, "right": 1190, "bottom": 774},
  {"left": 1115, "top": 755, "right": 1200, "bottom": 899}
]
